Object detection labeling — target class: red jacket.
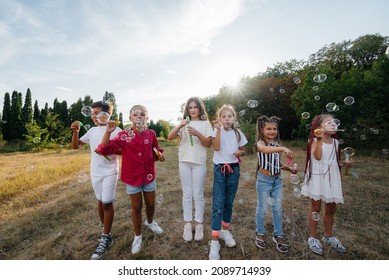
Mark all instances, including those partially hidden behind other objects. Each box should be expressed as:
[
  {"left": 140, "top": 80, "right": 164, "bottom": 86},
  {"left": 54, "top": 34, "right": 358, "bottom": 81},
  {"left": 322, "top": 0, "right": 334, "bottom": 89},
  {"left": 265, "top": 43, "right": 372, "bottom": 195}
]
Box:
[{"left": 96, "top": 128, "right": 163, "bottom": 187}]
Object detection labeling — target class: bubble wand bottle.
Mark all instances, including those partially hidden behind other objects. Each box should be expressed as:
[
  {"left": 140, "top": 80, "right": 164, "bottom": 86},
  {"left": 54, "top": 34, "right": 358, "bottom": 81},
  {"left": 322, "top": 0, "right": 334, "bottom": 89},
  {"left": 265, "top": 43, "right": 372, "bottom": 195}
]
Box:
[{"left": 185, "top": 116, "right": 194, "bottom": 146}]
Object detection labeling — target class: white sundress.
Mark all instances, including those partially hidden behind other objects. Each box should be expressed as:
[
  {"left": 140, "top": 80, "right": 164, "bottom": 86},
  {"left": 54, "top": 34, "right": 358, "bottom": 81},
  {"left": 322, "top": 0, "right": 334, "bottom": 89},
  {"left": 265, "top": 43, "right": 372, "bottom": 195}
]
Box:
[{"left": 301, "top": 138, "right": 344, "bottom": 204}]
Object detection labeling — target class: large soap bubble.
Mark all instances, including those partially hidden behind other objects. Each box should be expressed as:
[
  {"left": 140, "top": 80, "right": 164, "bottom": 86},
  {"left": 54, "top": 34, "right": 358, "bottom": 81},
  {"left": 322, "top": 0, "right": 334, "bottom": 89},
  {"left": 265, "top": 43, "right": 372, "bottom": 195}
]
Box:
[{"left": 81, "top": 106, "right": 92, "bottom": 117}]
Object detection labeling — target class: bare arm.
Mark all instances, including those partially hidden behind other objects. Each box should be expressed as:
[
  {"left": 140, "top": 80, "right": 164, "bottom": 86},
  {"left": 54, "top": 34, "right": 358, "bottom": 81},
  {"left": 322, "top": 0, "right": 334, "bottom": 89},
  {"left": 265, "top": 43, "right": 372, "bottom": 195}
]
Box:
[
  {"left": 313, "top": 129, "right": 323, "bottom": 160},
  {"left": 70, "top": 121, "right": 84, "bottom": 149},
  {"left": 256, "top": 140, "right": 293, "bottom": 158}
]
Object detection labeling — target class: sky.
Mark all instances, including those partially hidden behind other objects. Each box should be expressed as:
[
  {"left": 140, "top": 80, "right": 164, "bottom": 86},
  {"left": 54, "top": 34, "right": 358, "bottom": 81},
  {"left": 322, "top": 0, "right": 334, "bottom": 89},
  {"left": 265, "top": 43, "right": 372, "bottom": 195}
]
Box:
[{"left": 0, "top": 0, "right": 388, "bottom": 124}]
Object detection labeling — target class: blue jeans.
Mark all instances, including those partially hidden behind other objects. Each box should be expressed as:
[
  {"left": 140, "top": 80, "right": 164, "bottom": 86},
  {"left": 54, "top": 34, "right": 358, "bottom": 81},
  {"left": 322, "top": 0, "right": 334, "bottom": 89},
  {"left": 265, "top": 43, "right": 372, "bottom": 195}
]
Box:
[
  {"left": 211, "top": 163, "right": 240, "bottom": 231},
  {"left": 255, "top": 172, "right": 284, "bottom": 237}
]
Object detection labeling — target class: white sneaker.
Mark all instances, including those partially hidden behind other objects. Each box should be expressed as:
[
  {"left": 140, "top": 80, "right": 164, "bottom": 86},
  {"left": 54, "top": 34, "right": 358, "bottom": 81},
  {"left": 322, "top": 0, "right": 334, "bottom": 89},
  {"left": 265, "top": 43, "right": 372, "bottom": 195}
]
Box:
[
  {"left": 209, "top": 240, "right": 220, "bottom": 260},
  {"left": 194, "top": 223, "right": 204, "bottom": 241},
  {"left": 322, "top": 236, "right": 347, "bottom": 253},
  {"left": 144, "top": 220, "right": 163, "bottom": 234},
  {"left": 220, "top": 229, "right": 236, "bottom": 247},
  {"left": 131, "top": 235, "right": 142, "bottom": 254},
  {"left": 183, "top": 223, "right": 193, "bottom": 242},
  {"left": 308, "top": 237, "right": 323, "bottom": 255}
]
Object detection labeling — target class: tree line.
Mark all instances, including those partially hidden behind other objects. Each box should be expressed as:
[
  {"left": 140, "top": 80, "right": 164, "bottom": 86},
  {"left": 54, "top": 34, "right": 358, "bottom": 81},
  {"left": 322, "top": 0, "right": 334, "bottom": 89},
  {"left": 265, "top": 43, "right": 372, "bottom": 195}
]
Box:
[{"left": 1, "top": 33, "right": 388, "bottom": 153}]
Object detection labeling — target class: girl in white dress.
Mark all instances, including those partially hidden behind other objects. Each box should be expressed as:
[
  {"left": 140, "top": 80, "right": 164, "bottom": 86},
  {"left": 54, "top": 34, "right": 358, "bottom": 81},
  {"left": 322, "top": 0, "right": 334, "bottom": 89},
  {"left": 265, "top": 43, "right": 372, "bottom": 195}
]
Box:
[{"left": 301, "top": 114, "right": 348, "bottom": 255}]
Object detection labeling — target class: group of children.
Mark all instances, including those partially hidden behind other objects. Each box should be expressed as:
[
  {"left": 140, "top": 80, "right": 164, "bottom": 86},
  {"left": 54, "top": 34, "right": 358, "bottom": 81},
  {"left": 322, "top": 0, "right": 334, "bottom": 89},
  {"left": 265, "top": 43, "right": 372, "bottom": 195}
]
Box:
[{"left": 71, "top": 97, "right": 348, "bottom": 260}]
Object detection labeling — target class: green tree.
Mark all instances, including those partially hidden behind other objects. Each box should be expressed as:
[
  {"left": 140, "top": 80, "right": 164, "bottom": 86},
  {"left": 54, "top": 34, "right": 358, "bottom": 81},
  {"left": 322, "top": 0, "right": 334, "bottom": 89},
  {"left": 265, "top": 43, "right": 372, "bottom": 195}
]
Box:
[
  {"left": 103, "top": 91, "right": 118, "bottom": 120},
  {"left": 156, "top": 119, "right": 170, "bottom": 139},
  {"left": 1, "top": 92, "right": 11, "bottom": 141},
  {"left": 33, "top": 100, "right": 40, "bottom": 122},
  {"left": 24, "top": 120, "right": 48, "bottom": 151},
  {"left": 21, "top": 88, "right": 33, "bottom": 138},
  {"left": 10, "top": 91, "right": 23, "bottom": 141}
]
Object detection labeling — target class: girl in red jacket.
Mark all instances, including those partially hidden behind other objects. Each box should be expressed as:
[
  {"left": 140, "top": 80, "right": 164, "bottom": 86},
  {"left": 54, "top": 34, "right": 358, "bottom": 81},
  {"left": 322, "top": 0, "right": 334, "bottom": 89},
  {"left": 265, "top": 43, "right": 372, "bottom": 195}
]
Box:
[{"left": 96, "top": 104, "right": 165, "bottom": 254}]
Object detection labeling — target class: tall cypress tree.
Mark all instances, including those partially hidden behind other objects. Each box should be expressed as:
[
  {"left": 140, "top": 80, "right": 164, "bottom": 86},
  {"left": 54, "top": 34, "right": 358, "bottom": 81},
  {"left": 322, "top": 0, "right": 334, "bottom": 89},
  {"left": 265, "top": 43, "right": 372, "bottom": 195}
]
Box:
[
  {"left": 33, "top": 100, "right": 40, "bottom": 122},
  {"left": 1, "top": 92, "right": 11, "bottom": 141},
  {"left": 21, "top": 88, "right": 33, "bottom": 137},
  {"left": 10, "top": 91, "right": 23, "bottom": 140}
]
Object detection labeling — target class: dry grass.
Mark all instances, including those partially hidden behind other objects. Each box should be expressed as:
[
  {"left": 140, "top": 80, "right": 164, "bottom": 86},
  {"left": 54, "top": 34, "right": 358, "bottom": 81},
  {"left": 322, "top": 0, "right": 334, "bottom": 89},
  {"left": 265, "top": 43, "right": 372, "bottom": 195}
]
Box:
[{"left": 0, "top": 142, "right": 388, "bottom": 260}]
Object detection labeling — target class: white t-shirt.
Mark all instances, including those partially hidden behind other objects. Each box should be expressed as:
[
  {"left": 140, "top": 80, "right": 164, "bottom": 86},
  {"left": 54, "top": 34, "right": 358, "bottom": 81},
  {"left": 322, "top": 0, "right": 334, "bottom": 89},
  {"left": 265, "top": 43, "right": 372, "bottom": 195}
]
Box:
[
  {"left": 80, "top": 125, "right": 122, "bottom": 176},
  {"left": 211, "top": 128, "right": 248, "bottom": 164},
  {"left": 178, "top": 120, "right": 213, "bottom": 165}
]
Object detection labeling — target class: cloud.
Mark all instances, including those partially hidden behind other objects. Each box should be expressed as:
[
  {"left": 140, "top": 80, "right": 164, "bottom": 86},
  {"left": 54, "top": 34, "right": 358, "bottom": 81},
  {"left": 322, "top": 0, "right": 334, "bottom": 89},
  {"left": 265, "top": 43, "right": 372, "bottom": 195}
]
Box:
[{"left": 56, "top": 86, "right": 73, "bottom": 92}]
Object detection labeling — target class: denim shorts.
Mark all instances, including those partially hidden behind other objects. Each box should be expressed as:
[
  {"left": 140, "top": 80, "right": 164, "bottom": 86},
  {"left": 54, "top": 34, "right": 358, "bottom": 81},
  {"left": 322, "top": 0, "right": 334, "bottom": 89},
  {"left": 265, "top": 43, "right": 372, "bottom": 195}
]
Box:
[{"left": 126, "top": 180, "right": 156, "bottom": 195}]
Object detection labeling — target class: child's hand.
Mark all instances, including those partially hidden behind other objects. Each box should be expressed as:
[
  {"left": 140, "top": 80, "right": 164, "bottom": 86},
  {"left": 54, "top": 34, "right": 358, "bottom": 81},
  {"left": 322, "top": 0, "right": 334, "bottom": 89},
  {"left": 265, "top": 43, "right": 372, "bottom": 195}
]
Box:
[
  {"left": 71, "top": 121, "right": 80, "bottom": 132},
  {"left": 339, "top": 161, "right": 352, "bottom": 168},
  {"left": 158, "top": 154, "right": 165, "bottom": 162},
  {"left": 187, "top": 126, "right": 198, "bottom": 137},
  {"left": 212, "top": 118, "right": 221, "bottom": 130},
  {"left": 105, "top": 121, "right": 117, "bottom": 133},
  {"left": 283, "top": 147, "right": 293, "bottom": 158},
  {"left": 233, "top": 150, "right": 243, "bottom": 158},
  {"left": 314, "top": 128, "right": 324, "bottom": 138}
]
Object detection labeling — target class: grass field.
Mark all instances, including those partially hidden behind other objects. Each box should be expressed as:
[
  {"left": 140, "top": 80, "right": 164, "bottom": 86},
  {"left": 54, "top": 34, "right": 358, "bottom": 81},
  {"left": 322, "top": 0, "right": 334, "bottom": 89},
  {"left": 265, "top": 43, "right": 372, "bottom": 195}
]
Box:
[{"left": 0, "top": 142, "right": 388, "bottom": 260}]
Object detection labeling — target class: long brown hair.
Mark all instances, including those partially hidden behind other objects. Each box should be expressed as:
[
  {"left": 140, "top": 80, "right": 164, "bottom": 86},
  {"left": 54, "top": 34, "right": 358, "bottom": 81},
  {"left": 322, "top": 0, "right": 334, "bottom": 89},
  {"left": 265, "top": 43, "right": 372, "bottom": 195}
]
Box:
[{"left": 182, "top": 97, "right": 209, "bottom": 121}]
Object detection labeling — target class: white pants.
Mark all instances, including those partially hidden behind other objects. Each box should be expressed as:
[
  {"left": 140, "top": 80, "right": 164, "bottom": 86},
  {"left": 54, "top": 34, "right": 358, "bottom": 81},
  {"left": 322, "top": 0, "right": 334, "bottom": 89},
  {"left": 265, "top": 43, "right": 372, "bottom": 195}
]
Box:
[{"left": 179, "top": 161, "right": 206, "bottom": 223}]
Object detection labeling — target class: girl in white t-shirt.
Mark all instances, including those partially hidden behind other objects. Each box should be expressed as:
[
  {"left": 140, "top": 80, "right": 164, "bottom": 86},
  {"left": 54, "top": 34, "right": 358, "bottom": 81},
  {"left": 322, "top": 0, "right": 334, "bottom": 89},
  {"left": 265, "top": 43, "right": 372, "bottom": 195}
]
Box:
[
  {"left": 71, "top": 100, "right": 121, "bottom": 260},
  {"left": 208, "top": 104, "right": 248, "bottom": 260},
  {"left": 168, "top": 97, "right": 213, "bottom": 242}
]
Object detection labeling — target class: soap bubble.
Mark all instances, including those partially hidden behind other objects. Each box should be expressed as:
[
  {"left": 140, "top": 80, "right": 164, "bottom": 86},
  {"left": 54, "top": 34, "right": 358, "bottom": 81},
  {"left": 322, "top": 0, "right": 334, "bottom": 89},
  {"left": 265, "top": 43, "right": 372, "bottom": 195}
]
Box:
[
  {"left": 314, "top": 95, "right": 320, "bottom": 101},
  {"left": 292, "top": 77, "right": 301, "bottom": 84},
  {"left": 96, "top": 111, "right": 110, "bottom": 124},
  {"left": 77, "top": 172, "right": 89, "bottom": 183},
  {"left": 385, "top": 46, "right": 389, "bottom": 59},
  {"left": 279, "top": 88, "right": 285, "bottom": 93},
  {"left": 312, "top": 86, "right": 319, "bottom": 91},
  {"left": 33, "top": 137, "right": 41, "bottom": 143},
  {"left": 312, "top": 212, "right": 320, "bottom": 221},
  {"left": 27, "top": 165, "right": 35, "bottom": 172},
  {"left": 313, "top": 73, "right": 327, "bottom": 83},
  {"left": 341, "top": 147, "right": 355, "bottom": 157},
  {"left": 326, "top": 102, "right": 337, "bottom": 112},
  {"left": 81, "top": 106, "right": 92, "bottom": 117},
  {"left": 239, "top": 109, "right": 246, "bottom": 117},
  {"left": 360, "top": 135, "right": 366, "bottom": 140},
  {"left": 200, "top": 115, "right": 206, "bottom": 120},
  {"left": 156, "top": 194, "right": 164, "bottom": 203},
  {"left": 293, "top": 186, "right": 301, "bottom": 197},
  {"left": 301, "top": 112, "right": 310, "bottom": 120},
  {"left": 344, "top": 96, "right": 355, "bottom": 105},
  {"left": 269, "top": 87, "right": 274, "bottom": 93},
  {"left": 383, "top": 148, "right": 388, "bottom": 155},
  {"left": 352, "top": 171, "right": 359, "bottom": 178},
  {"left": 289, "top": 174, "right": 300, "bottom": 185},
  {"left": 247, "top": 100, "right": 258, "bottom": 108}
]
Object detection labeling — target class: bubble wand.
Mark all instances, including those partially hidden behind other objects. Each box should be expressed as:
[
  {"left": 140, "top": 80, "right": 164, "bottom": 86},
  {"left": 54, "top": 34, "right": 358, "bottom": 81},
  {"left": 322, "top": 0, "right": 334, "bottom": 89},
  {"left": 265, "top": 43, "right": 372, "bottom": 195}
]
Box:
[
  {"left": 341, "top": 147, "right": 354, "bottom": 176},
  {"left": 185, "top": 116, "right": 194, "bottom": 146}
]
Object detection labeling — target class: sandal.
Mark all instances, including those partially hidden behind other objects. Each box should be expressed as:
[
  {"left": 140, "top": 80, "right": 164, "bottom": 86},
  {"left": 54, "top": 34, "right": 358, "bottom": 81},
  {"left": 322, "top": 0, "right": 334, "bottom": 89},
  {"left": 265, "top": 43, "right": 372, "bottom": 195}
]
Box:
[
  {"left": 272, "top": 235, "right": 289, "bottom": 253},
  {"left": 255, "top": 236, "right": 267, "bottom": 249}
]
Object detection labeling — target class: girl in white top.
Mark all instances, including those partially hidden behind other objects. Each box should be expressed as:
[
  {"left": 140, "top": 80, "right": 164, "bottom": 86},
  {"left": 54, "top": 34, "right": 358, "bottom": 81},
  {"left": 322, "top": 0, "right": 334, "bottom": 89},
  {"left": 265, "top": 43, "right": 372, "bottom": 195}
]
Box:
[
  {"left": 168, "top": 97, "right": 213, "bottom": 242},
  {"left": 301, "top": 114, "right": 348, "bottom": 256},
  {"left": 208, "top": 104, "right": 248, "bottom": 260}
]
